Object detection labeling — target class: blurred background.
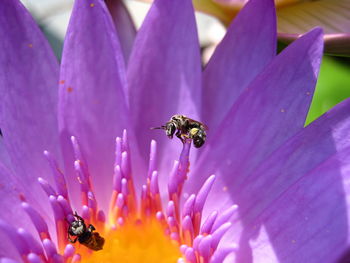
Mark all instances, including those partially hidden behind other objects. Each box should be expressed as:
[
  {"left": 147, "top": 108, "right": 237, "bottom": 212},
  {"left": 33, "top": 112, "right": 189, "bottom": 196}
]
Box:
[{"left": 19, "top": 0, "right": 350, "bottom": 125}]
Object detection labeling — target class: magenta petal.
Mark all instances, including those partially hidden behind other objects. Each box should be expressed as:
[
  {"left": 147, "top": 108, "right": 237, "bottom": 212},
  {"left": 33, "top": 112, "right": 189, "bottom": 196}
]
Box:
[
  {"left": 188, "top": 28, "right": 323, "bottom": 203},
  {"left": 0, "top": 0, "right": 60, "bottom": 198},
  {"left": 106, "top": 0, "right": 136, "bottom": 63},
  {"left": 127, "top": 0, "right": 202, "bottom": 184},
  {"left": 202, "top": 0, "right": 276, "bottom": 131},
  {"left": 58, "top": 0, "right": 129, "bottom": 209}
]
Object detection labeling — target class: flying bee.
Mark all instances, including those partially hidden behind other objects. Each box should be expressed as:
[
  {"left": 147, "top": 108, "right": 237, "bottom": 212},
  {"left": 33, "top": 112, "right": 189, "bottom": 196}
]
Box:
[
  {"left": 152, "top": 114, "right": 207, "bottom": 148},
  {"left": 67, "top": 212, "right": 105, "bottom": 251}
]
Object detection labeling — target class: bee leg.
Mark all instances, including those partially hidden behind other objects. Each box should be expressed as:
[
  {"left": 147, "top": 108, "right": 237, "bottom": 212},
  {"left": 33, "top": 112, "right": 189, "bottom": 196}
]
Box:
[
  {"left": 175, "top": 130, "right": 185, "bottom": 144},
  {"left": 68, "top": 235, "right": 78, "bottom": 243},
  {"left": 88, "top": 224, "right": 96, "bottom": 232}
]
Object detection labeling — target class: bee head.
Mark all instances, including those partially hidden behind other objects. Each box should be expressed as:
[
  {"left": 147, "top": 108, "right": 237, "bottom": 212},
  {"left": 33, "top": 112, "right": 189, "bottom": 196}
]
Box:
[
  {"left": 165, "top": 122, "right": 176, "bottom": 139},
  {"left": 69, "top": 219, "right": 86, "bottom": 236}
]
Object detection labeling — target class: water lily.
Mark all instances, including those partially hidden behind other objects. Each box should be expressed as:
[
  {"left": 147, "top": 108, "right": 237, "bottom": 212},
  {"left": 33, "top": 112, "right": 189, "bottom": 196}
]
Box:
[
  {"left": 192, "top": 0, "right": 350, "bottom": 56},
  {"left": 0, "top": 0, "right": 349, "bottom": 262}
]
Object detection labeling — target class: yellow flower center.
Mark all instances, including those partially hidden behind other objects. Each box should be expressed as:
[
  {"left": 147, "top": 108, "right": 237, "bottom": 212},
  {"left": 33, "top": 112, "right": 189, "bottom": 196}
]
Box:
[{"left": 78, "top": 219, "right": 180, "bottom": 263}]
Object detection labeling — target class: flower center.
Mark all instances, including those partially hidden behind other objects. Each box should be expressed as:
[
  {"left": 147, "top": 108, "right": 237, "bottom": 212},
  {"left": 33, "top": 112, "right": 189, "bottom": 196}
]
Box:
[
  {"left": 82, "top": 220, "right": 180, "bottom": 263},
  {"left": 3, "top": 130, "right": 237, "bottom": 263}
]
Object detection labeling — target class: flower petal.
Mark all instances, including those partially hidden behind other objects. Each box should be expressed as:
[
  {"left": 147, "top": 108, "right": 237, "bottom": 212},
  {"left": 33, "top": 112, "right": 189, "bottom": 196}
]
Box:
[
  {"left": 187, "top": 28, "right": 323, "bottom": 209},
  {"left": 277, "top": 0, "right": 350, "bottom": 56},
  {"left": 244, "top": 147, "right": 350, "bottom": 263},
  {"left": 58, "top": 0, "right": 129, "bottom": 209},
  {"left": 0, "top": 0, "right": 60, "bottom": 197},
  {"left": 231, "top": 98, "right": 350, "bottom": 262},
  {"left": 127, "top": 0, "right": 202, "bottom": 183},
  {"left": 202, "top": 0, "right": 276, "bottom": 131},
  {"left": 106, "top": 0, "right": 136, "bottom": 63}
]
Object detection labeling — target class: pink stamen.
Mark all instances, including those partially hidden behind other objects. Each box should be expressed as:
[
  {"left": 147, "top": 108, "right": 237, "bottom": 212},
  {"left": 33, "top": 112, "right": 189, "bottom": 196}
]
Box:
[
  {"left": 211, "top": 222, "right": 232, "bottom": 250},
  {"left": 193, "top": 175, "right": 216, "bottom": 235},
  {"left": 211, "top": 205, "right": 238, "bottom": 233},
  {"left": 37, "top": 177, "right": 56, "bottom": 197},
  {"left": 17, "top": 228, "right": 45, "bottom": 260},
  {"left": 43, "top": 150, "right": 68, "bottom": 200},
  {"left": 21, "top": 202, "right": 51, "bottom": 240},
  {"left": 147, "top": 140, "right": 157, "bottom": 179},
  {"left": 71, "top": 254, "right": 81, "bottom": 263},
  {"left": 114, "top": 137, "right": 122, "bottom": 167},
  {"left": 181, "top": 215, "right": 194, "bottom": 246},
  {"left": 182, "top": 194, "right": 196, "bottom": 219},
  {"left": 185, "top": 247, "right": 197, "bottom": 263},
  {"left": 198, "top": 235, "right": 212, "bottom": 263},
  {"left": 27, "top": 253, "right": 43, "bottom": 263},
  {"left": 200, "top": 211, "right": 218, "bottom": 235},
  {"left": 7, "top": 131, "right": 236, "bottom": 262}
]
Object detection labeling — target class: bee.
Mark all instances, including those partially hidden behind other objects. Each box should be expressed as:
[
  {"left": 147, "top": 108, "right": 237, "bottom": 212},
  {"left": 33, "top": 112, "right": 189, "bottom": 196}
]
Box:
[
  {"left": 67, "top": 212, "right": 105, "bottom": 251},
  {"left": 152, "top": 114, "right": 207, "bottom": 148}
]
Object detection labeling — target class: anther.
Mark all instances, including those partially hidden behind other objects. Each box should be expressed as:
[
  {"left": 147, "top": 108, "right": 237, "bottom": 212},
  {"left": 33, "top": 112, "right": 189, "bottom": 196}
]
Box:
[
  {"left": 115, "top": 137, "right": 122, "bottom": 167},
  {"left": 193, "top": 175, "right": 216, "bottom": 235},
  {"left": 182, "top": 194, "right": 195, "bottom": 219},
  {"left": 17, "top": 228, "right": 45, "bottom": 259},
  {"left": 27, "top": 253, "right": 44, "bottom": 263},
  {"left": 37, "top": 177, "right": 56, "bottom": 197},
  {"left": 71, "top": 254, "right": 81, "bottom": 263},
  {"left": 43, "top": 150, "right": 68, "bottom": 200},
  {"left": 211, "top": 222, "right": 232, "bottom": 250},
  {"left": 181, "top": 215, "right": 194, "bottom": 246},
  {"left": 198, "top": 235, "right": 213, "bottom": 261},
  {"left": 200, "top": 211, "right": 218, "bottom": 235},
  {"left": 147, "top": 140, "right": 157, "bottom": 179},
  {"left": 184, "top": 247, "right": 197, "bottom": 263},
  {"left": 63, "top": 244, "right": 75, "bottom": 259},
  {"left": 21, "top": 202, "right": 51, "bottom": 240},
  {"left": 211, "top": 205, "right": 237, "bottom": 233}
]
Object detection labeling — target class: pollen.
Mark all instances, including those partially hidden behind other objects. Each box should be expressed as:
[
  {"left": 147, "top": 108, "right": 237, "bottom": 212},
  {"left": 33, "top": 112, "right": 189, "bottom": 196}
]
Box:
[{"left": 82, "top": 220, "right": 180, "bottom": 263}]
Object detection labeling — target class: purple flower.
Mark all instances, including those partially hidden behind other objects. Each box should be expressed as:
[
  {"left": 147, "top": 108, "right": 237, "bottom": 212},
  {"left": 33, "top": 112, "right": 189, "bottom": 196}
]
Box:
[{"left": 0, "top": 0, "right": 349, "bottom": 262}]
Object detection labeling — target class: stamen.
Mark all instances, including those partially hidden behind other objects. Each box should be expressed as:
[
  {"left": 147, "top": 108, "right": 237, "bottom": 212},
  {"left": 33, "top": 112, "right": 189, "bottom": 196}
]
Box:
[
  {"left": 181, "top": 215, "right": 194, "bottom": 246},
  {"left": 211, "top": 205, "right": 238, "bottom": 233},
  {"left": 21, "top": 202, "right": 51, "bottom": 240},
  {"left": 57, "top": 195, "right": 73, "bottom": 219},
  {"left": 200, "top": 211, "right": 218, "bottom": 235},
  {"left": 198, "top": 235, "right": 213, "bottom": 262},
  {"left": 43, "top": 150, "right": 68, "bottom": 200},
  {"left": 42, "top": 239, "right": 58, "bottom": 260},
  {"left": 17, "top": 228, "right": 45, "bottom": 260},
  {"left": 0, "top": 221, "right": 30, "bottom": 259},
  {"left": 210, "top": 245, "right": 238, "bottom": 263},
  {"left": 193, "top": 175, "right": 216, "bottom": 235},
  {"left": 182, "top": 194, "right": 196, "bottom": 219},
  {"left": 211, "top": 222, "right": 232, "bottom": 250},
  {"left": 147, "top": 140, "right": 157, "bottom": 179},
  {"left": 114, "top": 137, "right": 122, "bottom": 167},
  {"left": 48, "top": 196, "right": 66, "bottom": 252},
  {"left": 10, "top": 131, "right": 236, "bottom": 262},
  {"left": 184, "top": 247, "right": 197, "bottom": 263},
  {"left": 63, "top": 244, "right": 75, "bottom": 259},
  {"left": 27, "top": 253, "right": 43, "bottom": 263},
  {"left": 71, "top": 254, "right": 81, "bottom": 263},
  {"left": 37, "top": 177, "right": 56, "bottom": 197}
]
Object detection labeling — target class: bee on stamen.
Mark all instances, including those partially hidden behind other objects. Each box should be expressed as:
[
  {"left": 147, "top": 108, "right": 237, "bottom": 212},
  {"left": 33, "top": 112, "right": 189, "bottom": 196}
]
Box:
[
  {"left": 67, "top": 211, "right": 105, "bottom": 251},
  {"left": 152, "top": 114, "right": 207, "bottom": 148}
]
